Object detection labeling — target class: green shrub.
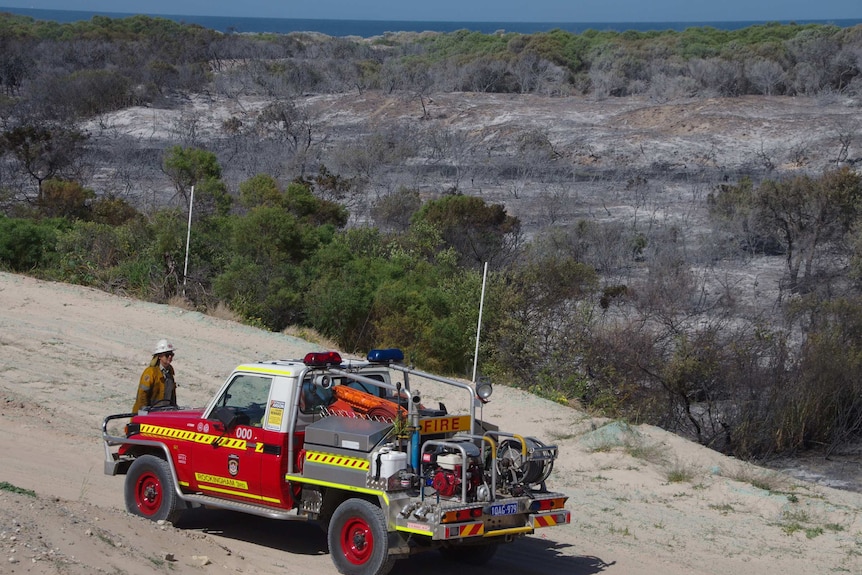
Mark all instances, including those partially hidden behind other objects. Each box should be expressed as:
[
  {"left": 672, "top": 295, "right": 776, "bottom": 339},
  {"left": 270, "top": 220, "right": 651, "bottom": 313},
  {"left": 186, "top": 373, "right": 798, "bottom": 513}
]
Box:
[
  {"left": 0, "top": 481, "right": 36, "bottom": 497},
  {"left": 0, "top": 216, "right": 63, "bottom": 271}
]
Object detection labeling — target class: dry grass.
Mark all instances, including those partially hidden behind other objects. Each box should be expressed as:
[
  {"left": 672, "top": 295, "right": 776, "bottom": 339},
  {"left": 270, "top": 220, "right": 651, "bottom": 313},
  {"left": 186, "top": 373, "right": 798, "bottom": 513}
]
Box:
[
  {"left": 167, "top": 294, "right": 195, "bottom": 310},
  {"left": 282, "top": 325, "right": 339, "bottom": 350},
  {"left": 623, "top": 435, "right": 668, "bottom": 466},
  {"left": 724, "top": 463, "right": 795, "bottom": 493},
  {"left": 206, "top": 301, "right": 243, "bottom": 322},
  {"left": 663, "top": 458, "right": 700, "bottom": 483}
]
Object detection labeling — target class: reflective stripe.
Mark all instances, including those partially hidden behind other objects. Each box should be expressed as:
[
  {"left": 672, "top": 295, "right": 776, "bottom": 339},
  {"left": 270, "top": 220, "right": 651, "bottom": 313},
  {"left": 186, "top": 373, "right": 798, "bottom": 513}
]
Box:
[{"left": 284, "top": 474, "right": 388, "bottom": 505}]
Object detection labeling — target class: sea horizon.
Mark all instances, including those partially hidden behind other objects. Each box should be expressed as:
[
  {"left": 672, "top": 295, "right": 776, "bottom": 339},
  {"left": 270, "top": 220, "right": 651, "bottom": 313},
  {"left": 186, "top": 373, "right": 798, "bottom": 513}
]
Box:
[{"left": 0, "top": 6, "right": 860, "bottom": 37}]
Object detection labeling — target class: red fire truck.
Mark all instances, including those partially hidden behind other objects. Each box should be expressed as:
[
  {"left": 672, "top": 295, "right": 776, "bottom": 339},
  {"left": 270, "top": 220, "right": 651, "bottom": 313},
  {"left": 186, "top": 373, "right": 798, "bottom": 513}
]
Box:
[{"left": 102, "top": 348, "right": 569, "bottom": 575}]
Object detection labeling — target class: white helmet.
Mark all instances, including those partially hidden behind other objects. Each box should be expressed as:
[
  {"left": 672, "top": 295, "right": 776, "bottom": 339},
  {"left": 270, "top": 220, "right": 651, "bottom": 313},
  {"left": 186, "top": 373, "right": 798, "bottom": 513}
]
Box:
[{"left": 153, "top": 339, "right": 176, "bottom": 355}]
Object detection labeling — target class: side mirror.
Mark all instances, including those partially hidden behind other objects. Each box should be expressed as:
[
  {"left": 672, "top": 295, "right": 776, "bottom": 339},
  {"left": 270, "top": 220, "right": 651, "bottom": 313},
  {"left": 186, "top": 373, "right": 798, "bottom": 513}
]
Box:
[{"left": 214, "top": 406, "right": 239, "bottom": 430}]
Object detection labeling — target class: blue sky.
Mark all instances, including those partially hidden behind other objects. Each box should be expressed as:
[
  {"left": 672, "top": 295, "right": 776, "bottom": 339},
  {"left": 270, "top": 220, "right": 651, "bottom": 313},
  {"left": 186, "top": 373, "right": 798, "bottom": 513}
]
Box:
[{"left": 0, "top": 1, "right": 859, "bottom": 22}]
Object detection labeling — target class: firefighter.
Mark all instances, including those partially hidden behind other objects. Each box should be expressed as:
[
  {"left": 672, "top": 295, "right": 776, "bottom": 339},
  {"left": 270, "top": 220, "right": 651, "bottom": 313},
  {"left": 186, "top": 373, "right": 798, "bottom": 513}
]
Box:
[{"left": 132, "top": 339, "right": 178, "bottom": 414}]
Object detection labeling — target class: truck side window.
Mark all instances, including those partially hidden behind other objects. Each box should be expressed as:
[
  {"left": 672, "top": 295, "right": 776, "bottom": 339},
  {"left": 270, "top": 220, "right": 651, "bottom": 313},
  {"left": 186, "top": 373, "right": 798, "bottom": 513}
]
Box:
[
  {"left": 214, "top": 374, "right": 271, "bottom": 427},
  {"left": 344, "top": 374, "right": 386, "bottom": 397},
  {"left": 300, "top": 378, "right": 333, "bottom": 413}
]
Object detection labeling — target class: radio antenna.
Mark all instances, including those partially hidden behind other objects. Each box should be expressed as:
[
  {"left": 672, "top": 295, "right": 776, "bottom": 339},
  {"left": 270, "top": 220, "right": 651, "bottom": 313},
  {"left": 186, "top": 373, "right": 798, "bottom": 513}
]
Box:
[{"left": 472, "top": 261, "right": 489, "bottom": 383}]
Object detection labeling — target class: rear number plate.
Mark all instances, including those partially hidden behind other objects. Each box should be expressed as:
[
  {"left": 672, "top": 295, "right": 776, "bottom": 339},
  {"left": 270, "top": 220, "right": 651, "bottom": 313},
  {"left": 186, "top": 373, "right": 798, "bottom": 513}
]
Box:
[{"left": 490, "top": 503, "right": 518, "bottom": 516}]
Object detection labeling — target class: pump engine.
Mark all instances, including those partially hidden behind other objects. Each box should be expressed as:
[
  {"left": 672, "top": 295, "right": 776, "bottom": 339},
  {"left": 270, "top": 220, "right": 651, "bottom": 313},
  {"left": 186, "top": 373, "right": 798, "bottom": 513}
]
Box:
[{"left": 421, "top": 440, "right": 485, "bottom": 501}]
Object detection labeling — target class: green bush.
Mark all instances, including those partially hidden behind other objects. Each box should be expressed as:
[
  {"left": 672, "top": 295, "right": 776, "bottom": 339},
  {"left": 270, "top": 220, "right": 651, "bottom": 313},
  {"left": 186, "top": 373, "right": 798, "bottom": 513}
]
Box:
[
  {"left": 412, "top": 195, "right": 520, "bottom": 268},
  {"left": 53, "top": 218, "right": 157, "bottom": 292},
  {"left": 0, "top": 216, "right": 63, "bottom": 271}
]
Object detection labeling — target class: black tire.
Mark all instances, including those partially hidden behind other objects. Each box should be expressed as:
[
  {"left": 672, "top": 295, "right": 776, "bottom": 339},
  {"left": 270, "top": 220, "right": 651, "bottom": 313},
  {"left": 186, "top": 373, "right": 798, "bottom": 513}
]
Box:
[
  {"left": 328, "top": 498, "right": 395, "bottom": 575},
  {"left": 124, "top": 454, "right": 183, "bottom": 524},
  {"left": 439, "top": 542, "right": 499, "bottom": 565}
]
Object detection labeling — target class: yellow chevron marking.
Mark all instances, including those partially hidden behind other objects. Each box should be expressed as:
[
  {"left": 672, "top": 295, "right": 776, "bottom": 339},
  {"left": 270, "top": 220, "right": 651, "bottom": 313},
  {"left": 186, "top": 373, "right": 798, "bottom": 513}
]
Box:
[
  {"left": 305, "top": 451, "right": 370, "bottom": 471},
  {"left": 461, "top": 522, "right": 484, "bottom": 536},
  {"left": 140, "top": 424, "right": 248, "bottom": 451}
]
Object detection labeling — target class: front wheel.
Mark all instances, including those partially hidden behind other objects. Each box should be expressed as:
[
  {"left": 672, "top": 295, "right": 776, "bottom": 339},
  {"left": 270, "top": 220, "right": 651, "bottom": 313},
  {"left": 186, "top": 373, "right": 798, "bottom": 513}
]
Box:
[
  {"left": 328, "top": 498, "right": 395, "bottom": 575},
  {"left": 124, "top": 454, "right": 183, "bottom": 523}
]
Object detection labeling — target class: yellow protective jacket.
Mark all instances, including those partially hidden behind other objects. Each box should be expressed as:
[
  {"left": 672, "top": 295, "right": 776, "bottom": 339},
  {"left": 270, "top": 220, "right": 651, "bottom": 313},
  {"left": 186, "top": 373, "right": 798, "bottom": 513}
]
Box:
[{"left": 132, "top": 360, "right": 177, "bottom": 414}]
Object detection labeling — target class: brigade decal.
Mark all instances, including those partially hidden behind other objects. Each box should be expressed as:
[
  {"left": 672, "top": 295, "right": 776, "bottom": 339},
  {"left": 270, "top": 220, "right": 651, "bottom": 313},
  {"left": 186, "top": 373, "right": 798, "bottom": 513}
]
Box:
[
  {"left": 305, "top": 450, "right": 370, "bottom": 471},
  {"left": 228, "top": 454, "right": 240, "bottom": 476},
  {"left": 195, "top": 472, "right": 248, "bottom": 490}
]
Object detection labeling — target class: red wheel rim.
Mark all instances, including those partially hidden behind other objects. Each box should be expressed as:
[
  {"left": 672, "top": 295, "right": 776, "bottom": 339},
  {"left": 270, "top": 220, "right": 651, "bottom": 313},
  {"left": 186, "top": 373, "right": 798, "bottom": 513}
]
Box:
[
  {"left": 340, "top": 516, "right": 373, "bottom": 565},
  {"left": 135, "top": 471, "right": 163, "bottom": 516}
]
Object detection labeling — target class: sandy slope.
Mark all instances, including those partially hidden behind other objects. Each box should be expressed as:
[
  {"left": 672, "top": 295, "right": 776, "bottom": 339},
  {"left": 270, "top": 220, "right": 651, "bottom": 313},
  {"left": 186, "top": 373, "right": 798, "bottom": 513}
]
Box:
[{"left": 1, "top": 271, "right": 860, "bottom": 574}]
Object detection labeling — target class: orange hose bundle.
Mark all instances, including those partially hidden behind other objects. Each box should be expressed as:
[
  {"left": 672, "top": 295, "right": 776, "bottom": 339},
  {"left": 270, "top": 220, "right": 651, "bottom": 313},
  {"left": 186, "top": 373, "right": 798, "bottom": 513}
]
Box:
[{"left": 332, "top": 386, "right": 405, "bottom": 421}]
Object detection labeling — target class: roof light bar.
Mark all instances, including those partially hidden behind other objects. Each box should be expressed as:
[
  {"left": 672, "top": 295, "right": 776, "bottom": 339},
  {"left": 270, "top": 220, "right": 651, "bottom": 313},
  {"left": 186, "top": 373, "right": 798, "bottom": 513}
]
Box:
[
  {"left": 367, "top": 348, "right": 404, "bottom": 364},
  {"left": 303, "top": 351, "right": 343, "bottom": 368}
]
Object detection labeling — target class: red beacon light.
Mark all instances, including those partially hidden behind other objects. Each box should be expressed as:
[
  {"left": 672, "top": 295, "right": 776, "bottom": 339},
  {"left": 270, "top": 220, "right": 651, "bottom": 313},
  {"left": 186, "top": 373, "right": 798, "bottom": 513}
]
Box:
[
  {"left": 303, "top": 351, "right": 343, "bottom": 368},
  {"left": 367, "top": 348, "right": 404, "bottom": 364}
]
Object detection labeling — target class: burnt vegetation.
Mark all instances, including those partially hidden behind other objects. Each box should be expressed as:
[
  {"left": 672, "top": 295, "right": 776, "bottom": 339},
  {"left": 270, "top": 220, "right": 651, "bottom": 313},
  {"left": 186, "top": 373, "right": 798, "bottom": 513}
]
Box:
[{"left": 2, "top": 13, "right": 862, "bottom": 462}]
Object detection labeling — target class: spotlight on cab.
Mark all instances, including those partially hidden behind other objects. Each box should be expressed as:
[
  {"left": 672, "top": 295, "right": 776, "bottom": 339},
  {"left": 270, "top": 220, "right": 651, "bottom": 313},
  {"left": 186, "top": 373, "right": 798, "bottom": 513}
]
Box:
[{"left": 475, "top": 379, "right": 493, "bottom": 402}]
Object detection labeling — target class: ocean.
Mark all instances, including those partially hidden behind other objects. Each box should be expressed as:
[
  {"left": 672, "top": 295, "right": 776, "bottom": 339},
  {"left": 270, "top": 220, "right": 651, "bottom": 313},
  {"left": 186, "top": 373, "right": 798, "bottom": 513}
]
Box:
[{"left": 0, "top": 6, "right": 860, "bottom": 37}]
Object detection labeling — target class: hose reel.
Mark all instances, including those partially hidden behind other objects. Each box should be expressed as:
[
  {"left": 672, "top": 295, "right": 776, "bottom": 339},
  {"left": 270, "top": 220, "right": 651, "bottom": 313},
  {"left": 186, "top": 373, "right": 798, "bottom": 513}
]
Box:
[{"left": 495, "top": 436, "right": 556, "bottom": 487}]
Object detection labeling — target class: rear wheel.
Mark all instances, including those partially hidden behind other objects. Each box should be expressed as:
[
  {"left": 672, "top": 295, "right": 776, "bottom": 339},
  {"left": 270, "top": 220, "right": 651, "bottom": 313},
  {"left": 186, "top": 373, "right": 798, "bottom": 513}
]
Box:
[
  {"left": 328, "top": 498, "right": 395, "bottom": 575},
  {"left": 124, "top": 454, "right": 183, "bottom": 523}
]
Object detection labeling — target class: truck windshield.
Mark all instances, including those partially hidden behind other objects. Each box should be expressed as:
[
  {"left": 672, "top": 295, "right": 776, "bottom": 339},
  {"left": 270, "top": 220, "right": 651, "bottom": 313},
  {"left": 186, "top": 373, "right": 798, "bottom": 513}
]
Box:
[{"left": 214, "top": 374, "right": 271, "bottom": 426}]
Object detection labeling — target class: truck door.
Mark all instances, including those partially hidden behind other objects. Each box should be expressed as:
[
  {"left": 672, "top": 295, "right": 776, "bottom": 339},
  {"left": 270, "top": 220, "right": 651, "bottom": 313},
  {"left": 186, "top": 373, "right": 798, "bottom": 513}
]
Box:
[{"left": 192, "top": 373, "right": 272, "bottom": 505}]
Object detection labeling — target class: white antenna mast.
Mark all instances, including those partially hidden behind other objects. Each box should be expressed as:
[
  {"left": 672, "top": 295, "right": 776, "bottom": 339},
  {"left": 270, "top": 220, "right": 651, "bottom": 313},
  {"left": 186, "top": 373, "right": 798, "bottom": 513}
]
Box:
[{"left": 472, "top": 261, "right": 489, "bottom": 383}]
